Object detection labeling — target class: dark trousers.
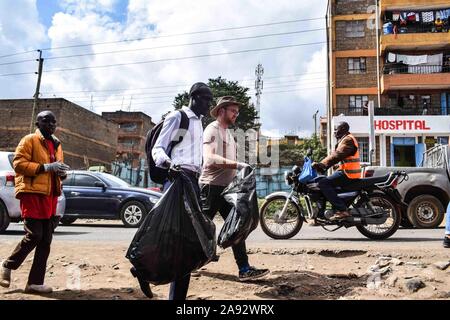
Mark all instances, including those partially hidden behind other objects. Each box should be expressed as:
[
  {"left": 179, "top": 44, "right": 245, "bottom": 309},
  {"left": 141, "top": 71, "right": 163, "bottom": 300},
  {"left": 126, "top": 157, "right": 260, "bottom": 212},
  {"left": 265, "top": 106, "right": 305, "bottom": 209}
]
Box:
[
  {"left": 200, "top": 183, "right": 249, "bottom": 270},
  {"left": 163, "top": 172, "right": 199, "bottom": 301},
  {"left": 317, "top": 171, "right": 354, "bottom": 211},
  {"left": 4, "top": 217, "right": 58, "bottom": 285}
]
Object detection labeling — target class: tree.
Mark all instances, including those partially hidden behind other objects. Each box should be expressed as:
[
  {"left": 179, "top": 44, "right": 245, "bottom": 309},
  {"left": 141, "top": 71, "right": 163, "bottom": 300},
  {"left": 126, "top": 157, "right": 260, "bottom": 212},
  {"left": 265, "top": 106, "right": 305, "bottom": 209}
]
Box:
[
  {"left": 173, "top": 77, "right": 259, "bottom": 130},
  {"left": 278, "top": 135, "right": 327, "bottom": 166}
]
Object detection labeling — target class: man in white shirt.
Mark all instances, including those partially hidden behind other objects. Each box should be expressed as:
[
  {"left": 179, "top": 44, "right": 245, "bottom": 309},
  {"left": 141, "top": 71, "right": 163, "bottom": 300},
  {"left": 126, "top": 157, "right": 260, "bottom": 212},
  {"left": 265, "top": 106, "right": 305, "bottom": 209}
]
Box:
[
  {"left": 152, "top": 82, "right": 213, "bottom": 300},
  {"left": 199, "top": 96, "right": 269, "bottom": 281}
]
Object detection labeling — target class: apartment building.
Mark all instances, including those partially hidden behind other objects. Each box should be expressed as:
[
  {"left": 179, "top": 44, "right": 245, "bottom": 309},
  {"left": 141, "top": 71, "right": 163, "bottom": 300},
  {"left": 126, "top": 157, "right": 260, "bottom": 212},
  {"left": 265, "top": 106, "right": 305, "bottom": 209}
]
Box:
[
  {"left": 327, "top": 0, "right": 450, "bottom": 166},
  {"left": 102, "top": 111, "right": 155, "bottom": 167}
]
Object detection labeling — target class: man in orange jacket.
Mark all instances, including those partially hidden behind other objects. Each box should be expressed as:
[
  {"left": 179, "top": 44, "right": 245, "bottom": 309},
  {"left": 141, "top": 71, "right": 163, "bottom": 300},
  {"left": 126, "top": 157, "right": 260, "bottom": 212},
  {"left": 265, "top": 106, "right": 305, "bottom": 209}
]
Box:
[
  {"left": 312, "top": 122, "right": 361, "bottom": 221},
  {"left": 0, "top": 110, "right": 70, "bottom": 294}
]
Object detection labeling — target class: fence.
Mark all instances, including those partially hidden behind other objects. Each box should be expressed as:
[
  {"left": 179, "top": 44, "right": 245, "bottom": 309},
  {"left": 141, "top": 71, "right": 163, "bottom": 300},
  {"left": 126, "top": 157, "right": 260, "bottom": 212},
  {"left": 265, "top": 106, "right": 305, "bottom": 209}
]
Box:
[
  {"left": 110, "top": 160, "right": 293, "bottom": 197},
  {"left": 255, "top": 166, "right": 293, "bottom": 197}
]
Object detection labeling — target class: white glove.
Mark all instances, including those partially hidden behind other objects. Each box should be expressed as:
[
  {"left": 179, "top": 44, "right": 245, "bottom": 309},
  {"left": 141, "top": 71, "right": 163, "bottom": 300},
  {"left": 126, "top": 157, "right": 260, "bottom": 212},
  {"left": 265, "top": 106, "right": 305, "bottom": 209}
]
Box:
[
  {"left": 236, "top": 162, "right": 250, "bottom": 170},
  {"left": 44, "top": 162, "right": 70, "bottom": 175}
]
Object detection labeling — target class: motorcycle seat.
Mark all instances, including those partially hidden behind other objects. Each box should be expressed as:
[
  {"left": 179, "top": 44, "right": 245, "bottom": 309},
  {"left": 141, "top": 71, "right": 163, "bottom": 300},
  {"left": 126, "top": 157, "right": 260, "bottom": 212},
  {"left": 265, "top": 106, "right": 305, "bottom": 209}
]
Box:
[{"left": 339, "top": 174, "right": 391, "bottom": 191}]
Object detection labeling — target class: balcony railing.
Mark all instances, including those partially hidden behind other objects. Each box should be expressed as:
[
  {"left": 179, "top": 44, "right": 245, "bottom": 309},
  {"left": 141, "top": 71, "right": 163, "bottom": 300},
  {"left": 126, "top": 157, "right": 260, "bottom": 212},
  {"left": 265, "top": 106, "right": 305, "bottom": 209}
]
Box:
[
  {"left": 335, "top": 107, "right": 449, "bottom": 116},
  {"left": 383, "top": 64, "right": 450, "bottom": 74},
  {"left": 383, "top": 22, "right": 449, "bottom": 35}
]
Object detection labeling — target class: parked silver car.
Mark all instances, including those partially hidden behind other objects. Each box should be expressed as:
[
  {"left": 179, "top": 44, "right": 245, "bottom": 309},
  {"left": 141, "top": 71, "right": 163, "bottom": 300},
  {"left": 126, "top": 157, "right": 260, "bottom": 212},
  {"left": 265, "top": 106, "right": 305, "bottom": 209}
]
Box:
[{"left": 0, "top": 151, "right": 65, "bottom": 233}]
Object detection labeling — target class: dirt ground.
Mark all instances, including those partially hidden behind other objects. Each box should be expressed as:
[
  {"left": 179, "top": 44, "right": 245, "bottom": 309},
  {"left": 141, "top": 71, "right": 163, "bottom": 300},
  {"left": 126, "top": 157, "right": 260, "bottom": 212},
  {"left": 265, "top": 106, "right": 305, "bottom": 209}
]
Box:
[{"left": 0, "top": 240, "right": 449, "bottom": 300}]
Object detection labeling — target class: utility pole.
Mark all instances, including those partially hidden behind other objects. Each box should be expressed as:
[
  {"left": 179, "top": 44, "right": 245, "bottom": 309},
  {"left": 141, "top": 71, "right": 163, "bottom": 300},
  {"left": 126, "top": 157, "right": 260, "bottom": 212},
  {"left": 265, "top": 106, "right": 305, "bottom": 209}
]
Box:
[
  {"left": 313, "top": 109, "right": 319, "bottom": 138},
  {"left": 368, "top": 101, "right": 376, "bottom": 165},
  {"left": 30, "top": 50, "right": 44, "bottom": 133},
  {"left": 90, "top": 94, "right": 94, "bottom": 111},
  {"left": 375, "top": 0, "right": 381, "bottom": 110},
  {"left": 254, "top": 63, "right": 264, "bottom": 124},
  {"left": 127, "top": 95, "right": 133, "bottom": 112}
]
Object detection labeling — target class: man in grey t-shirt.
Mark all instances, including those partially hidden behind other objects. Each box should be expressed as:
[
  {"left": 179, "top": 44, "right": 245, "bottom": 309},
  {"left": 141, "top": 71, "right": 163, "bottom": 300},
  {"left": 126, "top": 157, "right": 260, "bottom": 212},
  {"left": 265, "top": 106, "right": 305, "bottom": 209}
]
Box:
[{"left": 199, "top": 96, "right": 269, "bottom": 281}]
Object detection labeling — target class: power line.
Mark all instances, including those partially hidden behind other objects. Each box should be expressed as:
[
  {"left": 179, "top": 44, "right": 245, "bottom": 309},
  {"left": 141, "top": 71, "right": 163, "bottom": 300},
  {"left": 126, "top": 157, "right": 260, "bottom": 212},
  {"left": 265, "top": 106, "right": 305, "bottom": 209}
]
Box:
[
  {"left": 45, "top": 28, "right": 325, "bottom": 61},
  {"left": 0, "top": 58, "right": 37, "bottom": 66},
  {"left": 41, "top": 77, "right": 326, "bottom": 100},
  {"left": 40, "top": 71, "right": 326, "bottom": 95},
  {"left": 0, "top": 17, "right": 324, "bottom": 59},
  {"left": 0, "top": 49, "right": 37, "bottom": 60},
  {"left": 43, "top": 41, "right": 326, "bottom": 73},
  {"left": 42, "top": 17, "right": 324, "bottom": 51}
]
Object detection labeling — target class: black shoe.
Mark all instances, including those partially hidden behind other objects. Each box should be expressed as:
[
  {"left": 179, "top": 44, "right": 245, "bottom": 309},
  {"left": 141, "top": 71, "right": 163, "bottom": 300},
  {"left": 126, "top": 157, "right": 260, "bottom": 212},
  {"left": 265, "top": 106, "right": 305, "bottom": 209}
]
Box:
[
  {"left": 238, "top": 267, "right": 270, "bottom": 282},
  {"left": 211, "top": 254, "right": 220, "bottom": 262},
  {"left": 130, "top": 267, "right": 153, "bottom": 298},
  {"left": 444, "top": 236, "right": 450, "bottom": 248}
]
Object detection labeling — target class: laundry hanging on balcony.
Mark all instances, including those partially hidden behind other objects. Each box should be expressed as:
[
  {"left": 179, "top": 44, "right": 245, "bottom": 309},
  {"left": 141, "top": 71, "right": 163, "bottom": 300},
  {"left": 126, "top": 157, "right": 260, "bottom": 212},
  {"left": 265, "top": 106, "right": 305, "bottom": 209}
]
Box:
[
  {"left": 436, "top": 9, "right": 450, "bottom": 20},
  {"left": 421, "top": 11, "right": 434, "bottom": 23},
  {"left": 386, "top": 53, "right": 443, "bottom": 74}
]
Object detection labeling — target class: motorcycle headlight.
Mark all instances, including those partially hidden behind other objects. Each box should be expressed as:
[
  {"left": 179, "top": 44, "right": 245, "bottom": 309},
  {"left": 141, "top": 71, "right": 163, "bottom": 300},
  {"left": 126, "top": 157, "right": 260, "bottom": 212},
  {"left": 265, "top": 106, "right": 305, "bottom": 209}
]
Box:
[{"left": 284, "top": 171, "right": 293, "bottom": 186}]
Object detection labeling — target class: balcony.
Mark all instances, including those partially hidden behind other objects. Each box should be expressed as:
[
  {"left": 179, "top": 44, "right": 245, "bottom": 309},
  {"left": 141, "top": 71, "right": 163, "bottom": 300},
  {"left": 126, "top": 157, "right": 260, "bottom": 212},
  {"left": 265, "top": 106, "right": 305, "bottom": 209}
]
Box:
[
  {"left": 381, "top": 0, "right": 449, "bottom": 12},
  {"left": 335, "top": 106, "right": 449, "bottom": 116},
  {"left": 381, "top": 32, "right": 450, "bottom": 52},
  {"left": 381, "top": 64, "right": 450, "bottom": 92}
]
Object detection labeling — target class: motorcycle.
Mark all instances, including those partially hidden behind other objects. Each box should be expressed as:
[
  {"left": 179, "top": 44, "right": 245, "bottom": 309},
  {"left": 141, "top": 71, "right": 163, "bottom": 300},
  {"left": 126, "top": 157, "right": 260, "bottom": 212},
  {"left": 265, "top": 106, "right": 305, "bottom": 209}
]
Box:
[{"left": 259, "top": 161, "right": 408, "bottom": 240}]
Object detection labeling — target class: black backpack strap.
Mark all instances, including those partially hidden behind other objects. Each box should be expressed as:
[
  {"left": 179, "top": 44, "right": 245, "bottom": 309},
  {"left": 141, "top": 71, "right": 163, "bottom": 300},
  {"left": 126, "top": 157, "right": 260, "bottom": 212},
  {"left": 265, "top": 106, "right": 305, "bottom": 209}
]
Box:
[{"left": 168, "top": 110, "right": 190, "bottom": 155}]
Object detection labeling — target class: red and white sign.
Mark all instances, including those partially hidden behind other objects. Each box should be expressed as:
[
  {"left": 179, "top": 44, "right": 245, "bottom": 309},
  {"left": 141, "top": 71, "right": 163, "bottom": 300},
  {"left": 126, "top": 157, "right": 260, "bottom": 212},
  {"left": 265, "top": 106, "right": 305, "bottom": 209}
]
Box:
[{"left": 332, "top": 116, "right": 450, "bottom": 134}]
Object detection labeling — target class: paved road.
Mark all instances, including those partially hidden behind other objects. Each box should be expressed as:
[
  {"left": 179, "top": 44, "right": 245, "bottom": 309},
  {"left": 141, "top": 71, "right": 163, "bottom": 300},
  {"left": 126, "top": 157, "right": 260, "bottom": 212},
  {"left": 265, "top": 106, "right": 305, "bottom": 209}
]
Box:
[{"left": 2, "top": 219, "right": 445, "bottom": 252}]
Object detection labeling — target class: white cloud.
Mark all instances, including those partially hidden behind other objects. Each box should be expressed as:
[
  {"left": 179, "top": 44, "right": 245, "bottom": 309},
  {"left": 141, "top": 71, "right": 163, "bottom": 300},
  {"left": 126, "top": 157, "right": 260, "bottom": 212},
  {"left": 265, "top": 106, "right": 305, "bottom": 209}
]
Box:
[
  {"left": 0, "top": 0, "right": 47, "bottom": 98},
  {"left": 1, "top": 0, "right": 328, "bottom": 137}
]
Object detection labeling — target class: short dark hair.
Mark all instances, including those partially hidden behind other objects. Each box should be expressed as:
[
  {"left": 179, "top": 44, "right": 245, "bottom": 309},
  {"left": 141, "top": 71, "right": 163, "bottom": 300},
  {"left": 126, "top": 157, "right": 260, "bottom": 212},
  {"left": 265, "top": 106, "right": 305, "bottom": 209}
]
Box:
[{"left": 189, "top": 82, "right": 211, "bottom": 97}]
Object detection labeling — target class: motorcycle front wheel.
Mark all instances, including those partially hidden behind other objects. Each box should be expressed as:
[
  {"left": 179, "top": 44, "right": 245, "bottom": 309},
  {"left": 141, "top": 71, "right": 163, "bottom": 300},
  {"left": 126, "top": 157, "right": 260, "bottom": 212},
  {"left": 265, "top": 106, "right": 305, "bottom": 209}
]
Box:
[
  {"left": 259, "top": 196, "right": 303, "bottom": 239},
  {"left": 356, "top": 193, "right": 401, "bottom": 240}
]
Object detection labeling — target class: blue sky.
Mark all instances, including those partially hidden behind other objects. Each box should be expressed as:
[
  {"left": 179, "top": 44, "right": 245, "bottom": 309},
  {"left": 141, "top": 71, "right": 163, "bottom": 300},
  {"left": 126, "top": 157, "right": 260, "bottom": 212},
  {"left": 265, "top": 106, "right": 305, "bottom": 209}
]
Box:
[{"left": 1, "top": 0, "right": 328, "bottom": 138}]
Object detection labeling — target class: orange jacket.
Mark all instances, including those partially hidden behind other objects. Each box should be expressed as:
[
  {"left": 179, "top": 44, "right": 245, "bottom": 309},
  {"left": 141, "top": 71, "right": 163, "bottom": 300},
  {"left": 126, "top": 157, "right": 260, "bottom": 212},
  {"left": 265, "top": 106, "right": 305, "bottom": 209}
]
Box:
[
  {"left": 13, "top": 129, "right": 64, "bottom": 198},
  {"left": 337, "top": 134, "right": 361, "bottom": 179}
]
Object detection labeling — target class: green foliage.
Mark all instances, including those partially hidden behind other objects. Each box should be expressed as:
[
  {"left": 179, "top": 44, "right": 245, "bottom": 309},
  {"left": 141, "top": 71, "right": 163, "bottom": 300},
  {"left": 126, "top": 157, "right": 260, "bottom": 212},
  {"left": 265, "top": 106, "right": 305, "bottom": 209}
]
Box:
[
  {"left": 278, "top": 136, "right": 327, "bottom": 166},
  {"left": 173, "top": 77, "right": 259, "bottom": 130}
]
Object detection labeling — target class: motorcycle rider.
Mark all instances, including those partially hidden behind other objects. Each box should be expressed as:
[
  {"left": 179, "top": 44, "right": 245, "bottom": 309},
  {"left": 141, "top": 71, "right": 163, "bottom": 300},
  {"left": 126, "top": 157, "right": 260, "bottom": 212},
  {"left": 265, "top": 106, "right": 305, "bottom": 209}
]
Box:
[{"left": 312, "top": 121, "right": 361, "bottom": 221}]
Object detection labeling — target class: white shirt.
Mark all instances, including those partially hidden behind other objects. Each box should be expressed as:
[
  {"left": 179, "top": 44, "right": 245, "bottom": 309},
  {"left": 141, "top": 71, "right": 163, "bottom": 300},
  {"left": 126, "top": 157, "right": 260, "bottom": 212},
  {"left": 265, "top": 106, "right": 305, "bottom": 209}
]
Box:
[{"left": 152, "top": 106, "right": 203, "bottom": 173}]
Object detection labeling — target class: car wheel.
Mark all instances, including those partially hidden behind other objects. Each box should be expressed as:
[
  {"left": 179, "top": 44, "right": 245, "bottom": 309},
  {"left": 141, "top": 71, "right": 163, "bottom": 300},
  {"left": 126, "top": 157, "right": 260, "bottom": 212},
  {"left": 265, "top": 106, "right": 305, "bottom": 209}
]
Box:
[
  {"left": 120, "top": 201, "right": 146, "bottom": 228},
  {"left": 407, "top": 195, "right": 445, "bottom": 228},
  {"left": 0, "top": 201, "right": 11, "bottom": 233},
  {"left": 60, "top": 217, "right": 78, "bottom": 225}
]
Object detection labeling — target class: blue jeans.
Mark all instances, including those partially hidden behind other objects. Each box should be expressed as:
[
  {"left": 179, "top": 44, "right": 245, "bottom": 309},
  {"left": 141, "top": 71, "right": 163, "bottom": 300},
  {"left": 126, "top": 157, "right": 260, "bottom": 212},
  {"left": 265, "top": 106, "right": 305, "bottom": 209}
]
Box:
[
  {"left": 446, "top": 202, "right": 450, "bottom": 236},
  {"left": 317, "top": 171, "right": 354, "bottom": 211}
]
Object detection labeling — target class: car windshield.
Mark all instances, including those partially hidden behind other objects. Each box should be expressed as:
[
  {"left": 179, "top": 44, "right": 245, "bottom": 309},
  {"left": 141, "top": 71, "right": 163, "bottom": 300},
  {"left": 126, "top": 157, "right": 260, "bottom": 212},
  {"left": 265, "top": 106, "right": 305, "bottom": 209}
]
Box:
[
  {"left": 0, "top": 153, "right": 14, "bottom": 171},
  {"left": 98, "top": 173, "right": 131, "bottom": 188}
]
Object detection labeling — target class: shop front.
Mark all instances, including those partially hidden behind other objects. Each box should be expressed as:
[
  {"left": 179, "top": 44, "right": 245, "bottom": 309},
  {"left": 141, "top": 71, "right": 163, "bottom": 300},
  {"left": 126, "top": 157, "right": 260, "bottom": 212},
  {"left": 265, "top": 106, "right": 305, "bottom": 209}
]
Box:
[{"left": 331, "top": 115, "right": 450, "bottom": 167}]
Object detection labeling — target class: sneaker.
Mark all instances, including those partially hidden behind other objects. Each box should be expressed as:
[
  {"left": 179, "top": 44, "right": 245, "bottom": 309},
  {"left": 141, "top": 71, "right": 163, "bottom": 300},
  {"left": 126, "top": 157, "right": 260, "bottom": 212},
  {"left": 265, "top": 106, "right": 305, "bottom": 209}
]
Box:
[
  {"left": 0, "top": 262, "right": 11, "bottom": 288},
  {"left": 24, "top": 284, "right": 53, "bottom": 294},
  {"left": 444, "top": 236, "right": 450, "bottom": 248},
  {"left": 238, "top": 267, "right": 270, "bottom": 282},
  {"left": 329, "top": 210, "right": 351, "bottom": 221}
]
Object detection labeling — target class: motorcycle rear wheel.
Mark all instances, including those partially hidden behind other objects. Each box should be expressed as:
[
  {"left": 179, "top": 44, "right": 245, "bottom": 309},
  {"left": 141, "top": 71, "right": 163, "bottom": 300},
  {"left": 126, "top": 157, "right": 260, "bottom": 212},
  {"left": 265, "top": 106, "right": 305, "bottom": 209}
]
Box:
[
  {"left": 259, "top": 196, "right": 303, "bottom": 239},
  {"left": 356, "top": 194, "right": 401, "bottom": 240}
]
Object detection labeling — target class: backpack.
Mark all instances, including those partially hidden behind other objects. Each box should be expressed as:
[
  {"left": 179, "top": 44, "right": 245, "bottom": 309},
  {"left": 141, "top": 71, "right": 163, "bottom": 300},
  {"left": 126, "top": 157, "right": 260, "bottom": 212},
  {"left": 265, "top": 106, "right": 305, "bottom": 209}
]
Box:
[{"left": 145, "top": 110, "right": 189, "bottom": 184}]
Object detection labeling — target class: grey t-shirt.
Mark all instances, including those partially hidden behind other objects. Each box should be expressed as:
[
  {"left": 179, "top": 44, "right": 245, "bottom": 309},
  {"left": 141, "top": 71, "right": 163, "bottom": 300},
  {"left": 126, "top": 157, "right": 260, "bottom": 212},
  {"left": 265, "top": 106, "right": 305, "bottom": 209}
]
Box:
[{"left": 199, "top": 121, "right": 237, "bottom": 186}]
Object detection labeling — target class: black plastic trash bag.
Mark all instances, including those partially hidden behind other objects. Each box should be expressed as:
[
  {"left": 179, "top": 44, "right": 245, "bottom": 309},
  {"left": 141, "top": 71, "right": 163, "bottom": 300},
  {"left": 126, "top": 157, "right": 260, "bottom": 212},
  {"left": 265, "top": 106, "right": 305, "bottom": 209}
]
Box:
[
  {"left": 126, "top": 171, "right": 216, "bottom": 285},
  {"left": 218, "top": 166, "right": 259, "bottom": 249}
]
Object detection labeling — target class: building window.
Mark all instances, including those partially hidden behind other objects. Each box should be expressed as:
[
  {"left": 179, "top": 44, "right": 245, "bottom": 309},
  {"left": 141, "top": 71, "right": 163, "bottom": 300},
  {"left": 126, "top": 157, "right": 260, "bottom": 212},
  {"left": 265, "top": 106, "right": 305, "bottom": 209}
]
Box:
[
  {"left": 349, "top": 95, "right": 368, "bottom": 110},
  {"left": 437, "top": 136, "right": 449, "bottom": 145},
  {"left": 348, "top": 58, "right": 366, "bottom": 74},
  {"left": 345, "top": 20, "right": 365, "bottom": 38},
  {"left": 120, "top": 123, "right": 137, "bottom": 132},
  {"left": 356, "top": 137, "right": 369, "bottom": 163}
]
